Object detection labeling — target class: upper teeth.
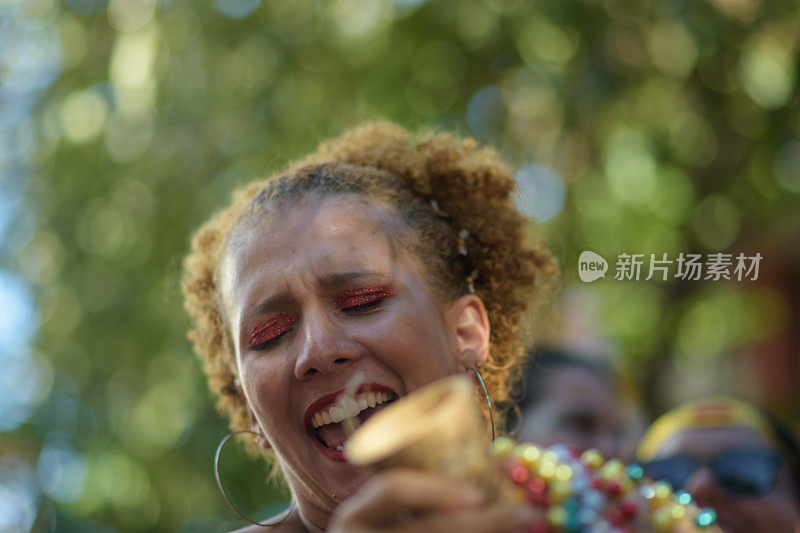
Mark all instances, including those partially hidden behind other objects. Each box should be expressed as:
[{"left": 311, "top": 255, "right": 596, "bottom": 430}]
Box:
[{"left": 310, "top": 391, "right": 394, "bottom": 429}]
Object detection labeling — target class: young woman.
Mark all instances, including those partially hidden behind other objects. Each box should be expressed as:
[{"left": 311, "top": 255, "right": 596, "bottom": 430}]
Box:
[{"left": 182, "top": 122, "right": 556, "bottom": 532}]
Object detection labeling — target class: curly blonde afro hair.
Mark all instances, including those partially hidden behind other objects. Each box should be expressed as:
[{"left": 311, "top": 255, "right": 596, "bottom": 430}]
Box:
[{"left": 183, "top": 122, "right": 557, "bottom": 468}]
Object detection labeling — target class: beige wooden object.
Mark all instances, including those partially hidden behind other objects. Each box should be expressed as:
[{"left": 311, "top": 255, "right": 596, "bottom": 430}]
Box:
[{"left": 345, "top": 375, "right": 507, "bottom": 499}]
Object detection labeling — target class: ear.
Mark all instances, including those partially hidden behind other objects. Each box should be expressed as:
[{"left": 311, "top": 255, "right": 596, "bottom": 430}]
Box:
[
  {"left": 246, "top": 404, "right": 272, "bottom": 450},
  {"left": 444, "top": 294, "right": 490, "bottom": 370}
]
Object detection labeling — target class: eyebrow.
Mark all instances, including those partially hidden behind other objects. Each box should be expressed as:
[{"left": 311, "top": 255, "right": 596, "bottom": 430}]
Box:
[
  {"left": 239, "top": 271, "right": 392, "bottom": 327},
  {"left": 318, "top": 271, "right": 392, "bottom": 288}
]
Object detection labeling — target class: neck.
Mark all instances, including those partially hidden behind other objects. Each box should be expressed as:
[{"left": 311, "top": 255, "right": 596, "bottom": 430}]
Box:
[
  {"left": 297, "top": 512, "right": 325, "bottom": 533},
  {"left": 282, "top": 468, "right": 343, "bottom": 532},
  {"left": 293, "top": 498, "right": 328, "bottom": 533}
]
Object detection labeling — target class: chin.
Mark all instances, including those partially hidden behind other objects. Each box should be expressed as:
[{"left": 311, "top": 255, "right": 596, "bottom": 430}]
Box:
[{"left": 288, "top": 447, "right": 373, "bottom": 503}]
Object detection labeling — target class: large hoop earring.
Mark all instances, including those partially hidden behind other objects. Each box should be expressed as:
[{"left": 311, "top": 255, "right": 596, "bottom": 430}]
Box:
[
  {"left": 468, "top": 367, "right": 495, "bottom": 441},
  {"left": 214, "top": 430, "right": 295, "bottom": 526}
]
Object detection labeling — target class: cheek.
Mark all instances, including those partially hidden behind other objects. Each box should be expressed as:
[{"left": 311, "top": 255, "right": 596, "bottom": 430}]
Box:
[
  {"left": 760, "top": 492, "right": 800, "bottom": 517},
  {"left": 362, "top": 317, "right": 458, "bottom": 385},
  {"left": 730, "top": 493, "right": 796, "bottom": 525},
  {"left": 239, "top": 357, "right": 291, "bottom": 426},
  {"left": 393, "top": 319, "right": 457, "bottom": 370},
  {"left": 362, "top": 299, "right": 454, "bottom": 353}
]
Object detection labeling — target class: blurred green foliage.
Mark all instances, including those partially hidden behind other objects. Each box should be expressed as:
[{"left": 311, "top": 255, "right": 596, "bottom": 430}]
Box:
[{"left": 3, "top": 0, "right": 799, "bottom": 530}]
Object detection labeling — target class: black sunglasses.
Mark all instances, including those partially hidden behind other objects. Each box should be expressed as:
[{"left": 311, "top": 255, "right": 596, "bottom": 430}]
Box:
[{"left": 642, "top": 448, "right": 783, "bottom": 496}]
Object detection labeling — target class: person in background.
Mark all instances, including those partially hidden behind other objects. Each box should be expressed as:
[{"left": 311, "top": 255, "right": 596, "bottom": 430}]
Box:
[
  {"left": 515, "top": 346, "right": 641, "bottom": 460},
  {"left": 636, "top": 397, "right": 800, "bottom": 533}
]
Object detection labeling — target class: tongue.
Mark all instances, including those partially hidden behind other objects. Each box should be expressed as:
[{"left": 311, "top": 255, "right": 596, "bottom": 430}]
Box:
[{"left": 317, "top": 422, "right": 349, "bottom": 449}]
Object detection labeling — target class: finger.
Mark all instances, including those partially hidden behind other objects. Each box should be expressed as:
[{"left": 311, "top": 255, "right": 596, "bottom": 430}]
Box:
[
  {"left": 333, "top": 469, "right": 484, "bottom": 526},
  {"left": 387, "top": 502, "right": 542, "bottom": 533}
]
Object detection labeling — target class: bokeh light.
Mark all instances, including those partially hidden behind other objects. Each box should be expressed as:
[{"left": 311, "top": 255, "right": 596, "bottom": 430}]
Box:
[
  {"left": 37, "top": 439, "right": 87, "bottom": 503},
  {"left": 59, "top": 88, "right": 109, "bottom": 143},
  {"left": 214, "top": 0, "right": 262, "bottom": 19},
  {"left": 327, "top": 0, "right": 394, "bottom": 39},
  {"left": 107, "top": 0, "right": 157, "bottom": 32},
  {"left": 739, "top": 29, "right": 795, "bottom": 110},
  {"left": 515, "top": 163, "right": 566, "bottom": 222},
  {"left": 467, "top": 85, "right": 507, "bottom": 141},
  {"left": 0, "top": 8, "right": 61, "bottom": 95},
  {"left": 0, "top": 458, "right": 38, "bottom": 533},
  {"left": 648, "top": 20, "right": 697, "bottom": 79},
  {"left": 0, "top": 272, "right": 37, "bottom": 353},
  {"left": 603, "top": 129, "right": 657, "bottom": 206}
]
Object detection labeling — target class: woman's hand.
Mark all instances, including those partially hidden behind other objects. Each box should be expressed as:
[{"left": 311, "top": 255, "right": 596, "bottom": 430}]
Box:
[{"left": 327, "top": 469, "right": 541, "bottom": 533}]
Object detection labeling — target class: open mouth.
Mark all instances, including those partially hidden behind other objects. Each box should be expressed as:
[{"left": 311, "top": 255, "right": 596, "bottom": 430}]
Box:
[{"left": 304, "top": 385, "right": 398, "bottom": 461}]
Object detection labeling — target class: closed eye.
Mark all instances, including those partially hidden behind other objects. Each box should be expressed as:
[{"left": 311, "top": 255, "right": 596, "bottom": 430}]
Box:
[
  {"left": 248, "top": 312, "right": 296, "bottom": 350},
  {"left": 335, "top": 285, "right": 394, "bottom": 314},
  {"left": 342, "top": 297, "right": 387, "bottom": 313}
]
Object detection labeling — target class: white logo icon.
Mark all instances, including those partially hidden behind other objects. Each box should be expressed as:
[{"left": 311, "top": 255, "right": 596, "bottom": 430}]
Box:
[{"left": 578, "top": 251, "right": 608, "bottom": 282}]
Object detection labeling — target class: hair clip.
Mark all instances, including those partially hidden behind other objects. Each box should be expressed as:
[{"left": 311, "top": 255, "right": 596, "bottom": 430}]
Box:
[
  {"left": 458, "top": 229, "right": 469, "bottom": 256},
  {"left": 466, "top": 269, "right": 478, "bottom": 294},
  {"left": 429, "top": 199, "right": 449, "bottom": 218}
]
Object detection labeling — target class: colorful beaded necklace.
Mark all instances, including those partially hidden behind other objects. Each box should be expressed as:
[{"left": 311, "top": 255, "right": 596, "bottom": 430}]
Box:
[{"left": 491, "top": 438, "right": 719, "bottom": 533}]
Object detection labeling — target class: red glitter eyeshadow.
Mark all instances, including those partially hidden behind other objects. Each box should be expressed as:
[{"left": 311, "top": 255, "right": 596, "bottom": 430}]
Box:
[
  {"left": 334, "top": 285, "right": 394, "bottom": 310},
  {"left": 247, "top": 312, "right": 296, "bottom": 349}
]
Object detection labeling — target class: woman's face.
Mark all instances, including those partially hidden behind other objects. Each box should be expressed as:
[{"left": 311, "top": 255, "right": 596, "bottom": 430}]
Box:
[
  {"left": 219, "top": 195, "right": 475, "bottom": 523},
  {"left": 652, "top": 426, "right": 800, "bottom": 533}
]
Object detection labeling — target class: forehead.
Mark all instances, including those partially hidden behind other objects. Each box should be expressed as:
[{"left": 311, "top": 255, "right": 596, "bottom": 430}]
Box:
[
  {"left": 654, "top": 426, "right": 772, "bottom": 458},
  {"left": 220, "top": 195, "right": 411, "bottom": 308}
]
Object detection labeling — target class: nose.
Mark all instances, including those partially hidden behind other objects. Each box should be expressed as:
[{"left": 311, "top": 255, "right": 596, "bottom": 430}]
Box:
[
  {"left": 294, "top": 307, "right": 363, "bottom": 379},
  {"left": 685, "top": 466, "right": 725, "bottom": 508}
]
